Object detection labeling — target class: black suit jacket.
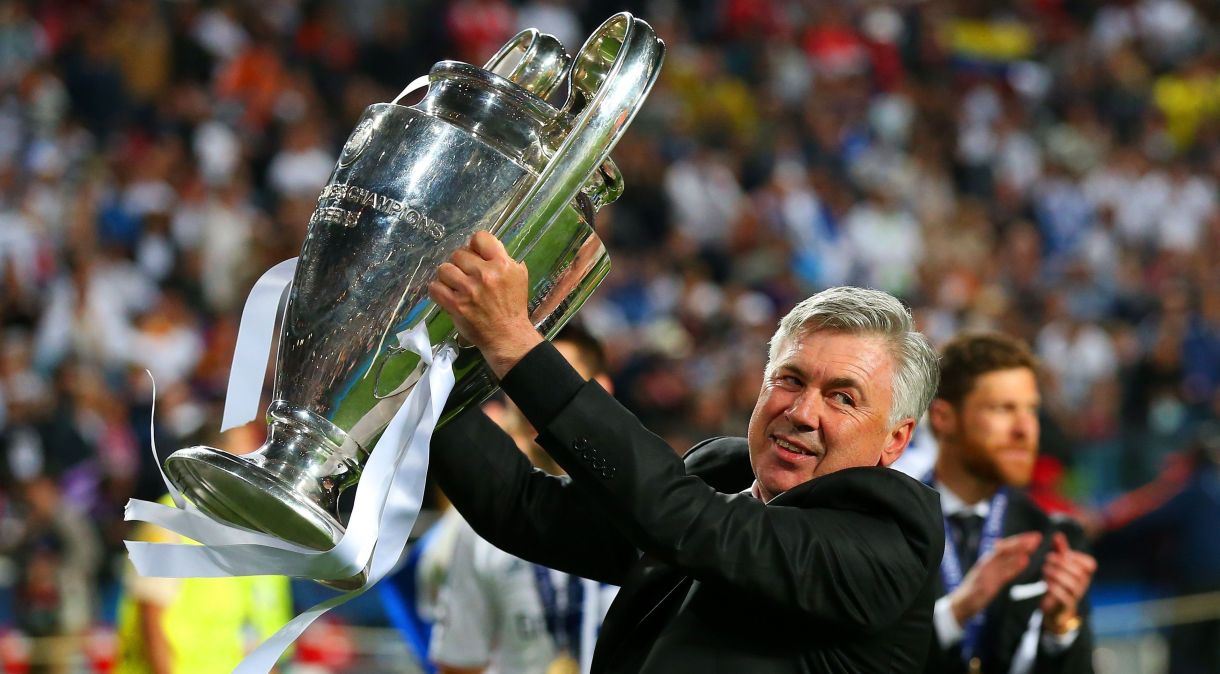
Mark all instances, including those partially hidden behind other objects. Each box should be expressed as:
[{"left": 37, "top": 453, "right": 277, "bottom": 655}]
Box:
[
  {"left": 922, "top": 489, "right": 1095, "bottom": 674},
  {"left": 430, "top": 342, "right": 945, "bottom": 673}
]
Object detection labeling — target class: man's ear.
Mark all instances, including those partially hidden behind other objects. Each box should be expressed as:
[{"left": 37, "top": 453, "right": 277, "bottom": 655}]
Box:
[
  {"left": 927, "top": 398, "right": 956, "bottom": 441},
  {"left": 878, "top": 417, "right": 916, "bottom": 467}
]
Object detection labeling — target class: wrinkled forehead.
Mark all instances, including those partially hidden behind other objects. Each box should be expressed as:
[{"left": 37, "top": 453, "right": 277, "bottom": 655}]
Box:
[
  {"left": 771, "top": 328, "right": 896, "bottom": 375},
  {"left": 773, "top": 326, "right": 891, "bottom": 356}
]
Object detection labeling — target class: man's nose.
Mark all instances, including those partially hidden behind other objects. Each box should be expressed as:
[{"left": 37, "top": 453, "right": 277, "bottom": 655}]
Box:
[
  {"left": 785, "top": 393, "right": 822, "bottom": 432},
  {"left": 1013, "top": 410, "right": 1037, "bottom": 438}
]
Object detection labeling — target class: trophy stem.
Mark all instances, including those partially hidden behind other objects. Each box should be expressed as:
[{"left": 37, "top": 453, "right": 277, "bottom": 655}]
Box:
[
  {"left": 259, "top": 401, "right": 367, "bottom": 516},
  {"left": 164, "top": 401, "right": 366, "bottom": 554}
]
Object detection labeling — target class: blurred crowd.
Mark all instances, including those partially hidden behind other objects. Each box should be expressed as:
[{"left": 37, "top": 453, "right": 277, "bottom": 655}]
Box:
[{"left": 0, "top": 0, "right": 1218, "bottom": 666}]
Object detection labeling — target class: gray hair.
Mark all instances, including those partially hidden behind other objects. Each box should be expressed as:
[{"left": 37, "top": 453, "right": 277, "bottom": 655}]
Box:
[{"left": 766, "top": 286, "right": 939, "bottom": 425}]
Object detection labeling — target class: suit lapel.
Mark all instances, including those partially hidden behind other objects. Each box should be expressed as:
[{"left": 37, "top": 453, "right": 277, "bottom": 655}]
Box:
[{"left": 596, "top": 473, "right": 816, "bottom": 663}]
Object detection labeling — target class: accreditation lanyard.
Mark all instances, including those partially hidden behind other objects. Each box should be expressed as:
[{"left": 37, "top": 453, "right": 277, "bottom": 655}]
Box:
[
  {"left": 939, "top": 488, "right": 1008, "bottom": 663},
  {"left": 533, "top": 565, "right": 584, "bottom": 655}
]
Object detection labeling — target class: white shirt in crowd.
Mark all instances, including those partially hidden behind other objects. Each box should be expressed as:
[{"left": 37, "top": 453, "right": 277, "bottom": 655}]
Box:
[{"left": 429, "top": 516, "right": 616, "bottom": 674}]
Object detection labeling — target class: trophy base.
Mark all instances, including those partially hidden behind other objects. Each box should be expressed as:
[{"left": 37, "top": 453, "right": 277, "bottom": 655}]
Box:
[{"left": 163, "top": 446, "right": 365, "bottom": 591}]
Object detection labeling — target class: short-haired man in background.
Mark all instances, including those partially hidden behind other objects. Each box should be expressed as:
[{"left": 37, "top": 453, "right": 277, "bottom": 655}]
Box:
[{"left": 924, "top": 333, "right": 1096, "bottom": 674}]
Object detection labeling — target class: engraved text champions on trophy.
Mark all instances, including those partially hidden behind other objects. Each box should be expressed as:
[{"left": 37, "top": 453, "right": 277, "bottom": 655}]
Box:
[{"left": 310, "top": 182, "right": 445, "bottom": 240}]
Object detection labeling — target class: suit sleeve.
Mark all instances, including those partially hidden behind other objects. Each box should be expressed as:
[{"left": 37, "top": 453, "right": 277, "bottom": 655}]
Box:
[
  {"left": 503, "top": 341, "right": 944, "bottom": 632},
  {"left": 430, "top": 390, "right": 639, "bottom": 586}
]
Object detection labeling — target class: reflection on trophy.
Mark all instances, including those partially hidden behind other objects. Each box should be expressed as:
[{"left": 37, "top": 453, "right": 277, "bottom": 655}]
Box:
[{"left": 161, "top": 14, "right": 664, "bottom": 576}]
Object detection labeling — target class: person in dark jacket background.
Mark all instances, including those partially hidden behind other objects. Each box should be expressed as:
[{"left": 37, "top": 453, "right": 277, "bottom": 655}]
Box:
[{"left": 923, "top": 333, "right": 1096, "bottom": 674}]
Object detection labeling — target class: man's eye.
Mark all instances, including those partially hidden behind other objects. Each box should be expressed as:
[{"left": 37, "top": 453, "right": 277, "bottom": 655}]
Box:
[
  {"left": 779, "top": 375, "right": 802, "bottom": 388},
  {"left": 830, "top": 392, "right": 855, "bottom": 406}
]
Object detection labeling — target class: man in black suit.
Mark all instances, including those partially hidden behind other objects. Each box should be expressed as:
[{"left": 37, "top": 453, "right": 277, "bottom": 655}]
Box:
[
  {"left": 426, "top": 231, "right": 945, "bottom": 673},
  {"left": 923, "top": 333, "right": 1096, "bottom": 674}
]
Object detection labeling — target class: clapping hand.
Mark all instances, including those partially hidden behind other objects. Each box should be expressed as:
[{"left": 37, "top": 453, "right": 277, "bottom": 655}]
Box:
[
  {"left": 1040, "top": 532, "right": 1096, "bottom": 634},
  {"left": 948, "top": 532, "right": 1042, "bottom": 625}
]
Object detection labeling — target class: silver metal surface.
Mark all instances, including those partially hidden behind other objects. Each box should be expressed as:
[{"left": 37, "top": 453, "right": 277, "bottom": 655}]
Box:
[
  {"left": 484, "top": 29, "right": 571, "bottom": 99},
  {"left": 162, "top": 14, "right": 665, "bottom": 585}
]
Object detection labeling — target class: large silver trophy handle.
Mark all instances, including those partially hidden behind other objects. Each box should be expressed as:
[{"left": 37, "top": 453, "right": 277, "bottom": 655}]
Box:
[
  {"left": 483, "top": 28, "right": 572, "bottom": 100},
  {"left": 494, "top": 13, "right": 664, "bottom": 255},
  {"left": 433, "top": 14, "right": 663, "bottom": 421}
]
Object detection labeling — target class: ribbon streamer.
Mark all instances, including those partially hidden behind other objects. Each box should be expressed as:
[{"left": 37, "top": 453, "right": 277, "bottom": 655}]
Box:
[
  {"left": 237, "top": 330, "right": 452, "bottom": 673},
  {"left": 392, "top": 75, "right": 432, "bottom": 106},
  {"left": 125, "top": 326, "right": 448, "bottom": 574},
  {"left": 143, "top": 371, "right": 185, "bottom": 510},
  {"left": 125, "top": 247, "right": 456, "bottom": 673},
  {"left": 221, "top": 257, "right": 299, "bottom": 432},
  {"left": 125, "top": 326, "right": 454, "bottom": 671}
]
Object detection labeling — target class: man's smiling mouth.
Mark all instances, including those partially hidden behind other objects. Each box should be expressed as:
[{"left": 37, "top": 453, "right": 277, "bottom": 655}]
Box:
[{"left": 774, "top": 436, "right": 819, "bottom": 458}]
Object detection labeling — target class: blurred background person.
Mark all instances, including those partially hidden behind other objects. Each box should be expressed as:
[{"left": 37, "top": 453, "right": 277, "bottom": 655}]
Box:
[
  {"left": 925, "top": 333, "right": 1095, "bottom": 674},
  {"left": 6, "top": 474, "right": 101, "bottom": 674},
  {"left": 1092, "top": 424, "right": 1220, "bottom": 674},
  {"left": 114, "top": 424, "right": 292, "bottom": 674}
]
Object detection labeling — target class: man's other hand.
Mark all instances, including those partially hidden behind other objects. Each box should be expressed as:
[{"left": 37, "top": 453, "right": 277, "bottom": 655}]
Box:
[
  {"left": 948, "top": 531, "right": 1042, "bottom": 625},
  {"left": 1040, "top": 532, "right": 1096, "bottom": 634},
  {"left": 429, "top": 231, "right": 542, "bottom": 377}
]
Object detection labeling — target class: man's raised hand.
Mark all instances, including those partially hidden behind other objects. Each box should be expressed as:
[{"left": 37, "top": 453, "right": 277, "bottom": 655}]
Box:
[{"left": 429, "top": 231, "right": 543, "bottom": 378}]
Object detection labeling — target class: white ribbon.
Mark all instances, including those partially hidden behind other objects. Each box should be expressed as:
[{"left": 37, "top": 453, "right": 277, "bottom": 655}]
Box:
[
  {"left": 392, "top": 75, "right": 432, "bottom": 106},
  {"left": 127, "top": 324, "right": 449, "bottom": 572},
  {"left": 234, "top": 329, "right": 453, "bottom": 673},
  {"left": 124, "top": 257, "right": 456, "bottom": 672},
  {"left": 221, "top": 258, "right": 299, "bottom": 432}
]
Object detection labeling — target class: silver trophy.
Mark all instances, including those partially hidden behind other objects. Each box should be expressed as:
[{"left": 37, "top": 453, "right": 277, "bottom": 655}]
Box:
[{"left": 162, "top": 14, "right": 664, "bottom": 584}]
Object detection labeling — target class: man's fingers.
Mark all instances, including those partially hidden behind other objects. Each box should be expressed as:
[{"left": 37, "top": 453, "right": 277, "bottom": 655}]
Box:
[
  {"left": 1054, "top": 550, "right": 1098, "bottom": 577},
  {"left": 1042, "top": 577, "right": 1077, "bottom": 612},
  {"left": 1045, "top": 553, "right": 1096, "bottom": 598},
  {"left": 434, "top": 262, "right": 469, "bottom": 293},
  {"left": 1070, "top": 550, "right": 1098, "bottom": 575},
  {"left": 469, "top": 230, "right": 507, "bottom": 260},
  {"left": 1052, "top": 531, "right": 1070, "bottom": 553},
  {"left": 977, "top": 548, "right": 1031, "bottom": 584},
  {"left": 999, "top": 553, "right": 1032, "bottom": 581},
  {"left": 448, "top": 248, "right": 485, "bottom": 275},
  {"left": 1045, "top": 550, "right": 1098, "bottom": 582},
  {"left": 1044, "top": 556, "right": 1088, "bottom": 583},
  {"left": 1042, "top": 578, "right": 1074, "bottom": 607},
  {"left": 974, "top": 533, "right": 1043, "bottom": 590},
  {"left": 428, "top": 279, "right": 456, "bottom": 311},
  {"left": 995, "top": 532, "right": 1042, "bottom": 556},
  {"left": 1044, "top": 562, "right": 1089, "bottom": 598}
]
